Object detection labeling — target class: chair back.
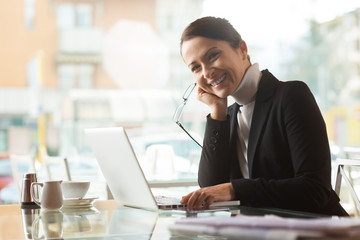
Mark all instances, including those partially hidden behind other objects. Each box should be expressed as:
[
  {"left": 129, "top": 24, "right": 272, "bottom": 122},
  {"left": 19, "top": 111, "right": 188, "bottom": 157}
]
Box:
[
  {"left": 146, "top": 144, "right": 175, "bottom": 180},
  {"left": 333, "top": 158, "right": 360, "bottom": 216},
  {"left": 43, "top": 156, "right": 71, "bottom": 181},
  {"left": 9, "top": 153, "right": 36, "bottom": 197}
]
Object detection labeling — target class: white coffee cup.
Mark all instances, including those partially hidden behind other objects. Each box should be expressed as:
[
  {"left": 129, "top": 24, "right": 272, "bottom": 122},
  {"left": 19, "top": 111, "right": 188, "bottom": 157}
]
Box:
[
  {"left": 31, "top": 181, "right": 63, "bottom": 210},
  {"left": 61, "top": 181, "right": 90, "bottom": 199}
]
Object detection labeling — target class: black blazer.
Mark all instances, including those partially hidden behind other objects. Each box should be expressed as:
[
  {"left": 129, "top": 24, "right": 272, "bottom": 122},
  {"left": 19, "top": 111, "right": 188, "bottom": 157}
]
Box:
[{"left": 198, "top": 70, "right": 348, "bottom": 216}]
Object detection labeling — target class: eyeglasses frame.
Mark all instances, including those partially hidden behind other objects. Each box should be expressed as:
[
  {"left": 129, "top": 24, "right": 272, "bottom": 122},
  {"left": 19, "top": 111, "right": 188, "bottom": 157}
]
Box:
[{"left": 172, "top": 83, "right": 203, "bottom": 148}]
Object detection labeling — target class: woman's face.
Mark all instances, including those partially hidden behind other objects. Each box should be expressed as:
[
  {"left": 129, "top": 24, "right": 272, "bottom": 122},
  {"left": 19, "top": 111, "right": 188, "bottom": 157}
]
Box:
[{"left": 181, "top": 36, "right": 250, "bottom": 98}]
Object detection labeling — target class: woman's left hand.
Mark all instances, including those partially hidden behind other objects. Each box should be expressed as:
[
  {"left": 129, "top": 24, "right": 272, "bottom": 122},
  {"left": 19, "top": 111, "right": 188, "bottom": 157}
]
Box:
[{"left": 180, "top": 183, "right": 235, "bottom": 210}]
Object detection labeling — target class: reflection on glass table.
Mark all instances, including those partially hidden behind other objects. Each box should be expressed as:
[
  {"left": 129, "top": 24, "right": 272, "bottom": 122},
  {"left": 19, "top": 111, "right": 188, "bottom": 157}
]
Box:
[
  {"left": 107, "top": 207, "right": 158, "bottom": 238},
  {"left": 29, "top": 207, "right": 106, "bottom": 239},
  {"left": 21, "top": 208, "right": 40, "bottom": 240},
  {"left": 31, "top": 210, "right": 64, "bottom": 239},
  {"left": 22, "top": 202, "right": 231, "bottom": 239},
  {"left": 0, "top": 199, "right": 331, "bottom": 240},
  {"left": 22, "top": 201, "right": 167, "bottom": 240}
]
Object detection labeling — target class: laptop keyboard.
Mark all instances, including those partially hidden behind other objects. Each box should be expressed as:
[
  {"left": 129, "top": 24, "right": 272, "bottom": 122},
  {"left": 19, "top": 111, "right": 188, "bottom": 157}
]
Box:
[
  {"left": 155, "top": 195, "right": 181, "bottom": 204},
  {"left": 155, "top": 196, "right": 187, "bottom": 209}
]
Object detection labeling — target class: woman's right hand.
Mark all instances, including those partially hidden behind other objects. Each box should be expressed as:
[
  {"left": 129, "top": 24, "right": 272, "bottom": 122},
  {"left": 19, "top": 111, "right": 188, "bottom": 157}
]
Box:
[{"left": 197, "top": 86, "right": 228, "bottom": 121}]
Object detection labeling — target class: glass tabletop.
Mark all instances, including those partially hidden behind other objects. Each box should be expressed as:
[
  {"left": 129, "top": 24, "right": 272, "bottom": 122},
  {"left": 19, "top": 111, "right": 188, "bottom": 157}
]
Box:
[{"left": 0, "top": 200, "right": 328, "bottom": 240}]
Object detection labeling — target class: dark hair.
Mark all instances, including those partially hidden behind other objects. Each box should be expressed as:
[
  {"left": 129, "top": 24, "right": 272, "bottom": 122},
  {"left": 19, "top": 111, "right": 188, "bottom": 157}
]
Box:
[
  {"left": 181, "top": 16, "right": 242, "bottom": 49},
  {"left": 180, "top": 16, "right": 250, "bottom": 61}
]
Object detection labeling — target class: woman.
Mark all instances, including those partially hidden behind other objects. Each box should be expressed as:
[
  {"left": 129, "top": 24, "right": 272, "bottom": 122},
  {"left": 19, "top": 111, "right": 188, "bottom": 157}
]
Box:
[{"left": 179, "top": 16, "right": 348, "bottom": 216}]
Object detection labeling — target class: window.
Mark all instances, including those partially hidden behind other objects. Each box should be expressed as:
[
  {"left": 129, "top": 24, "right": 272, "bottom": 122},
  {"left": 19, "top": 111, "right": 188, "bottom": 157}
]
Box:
[
  {"left": 56, "top": 4, "right": 75, "bottom": 29},
  {"left": 24, "top": 0, "right": 36, "bottom": 29},
  {"left": 58, "top": 64, "right": 94, "bottom": 89},
  {"left": 56, "top": 3, "right": 93, "bottom": 29},
  {"left": 3, "top": 0, "right": 360, "bottom": 205},
  {"left": 77, "top": 4, "right": 93, "bottom": 27}
]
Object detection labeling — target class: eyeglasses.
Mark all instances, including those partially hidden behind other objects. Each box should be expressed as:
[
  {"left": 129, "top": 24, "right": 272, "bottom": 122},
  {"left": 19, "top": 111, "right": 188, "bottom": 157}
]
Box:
[{"left": 172, "top": 83, "right": 203, "bottom": 148}]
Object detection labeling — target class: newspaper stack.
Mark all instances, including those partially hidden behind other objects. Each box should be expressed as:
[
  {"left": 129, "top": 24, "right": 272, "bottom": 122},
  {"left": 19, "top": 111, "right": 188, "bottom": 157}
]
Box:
[{"left": 169, "top": 215, "right": 360, "bottom": 240}]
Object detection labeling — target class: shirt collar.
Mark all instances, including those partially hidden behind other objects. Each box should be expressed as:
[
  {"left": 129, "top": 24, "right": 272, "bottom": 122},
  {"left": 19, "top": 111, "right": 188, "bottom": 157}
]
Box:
[{"left": 231, "top": 63, "right": 261, "bottom": 105}]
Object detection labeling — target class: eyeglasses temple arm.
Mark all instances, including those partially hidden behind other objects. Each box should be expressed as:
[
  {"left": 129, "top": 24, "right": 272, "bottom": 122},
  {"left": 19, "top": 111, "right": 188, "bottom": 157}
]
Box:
[{"left": 176, "top": 122, "right": 203, "bottom": 148}]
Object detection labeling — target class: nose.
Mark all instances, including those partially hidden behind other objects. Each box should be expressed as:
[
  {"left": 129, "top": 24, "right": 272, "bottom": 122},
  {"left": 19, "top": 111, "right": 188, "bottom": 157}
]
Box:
[{"left": 202, "top": 65, "right": 215, "bottom": 80}]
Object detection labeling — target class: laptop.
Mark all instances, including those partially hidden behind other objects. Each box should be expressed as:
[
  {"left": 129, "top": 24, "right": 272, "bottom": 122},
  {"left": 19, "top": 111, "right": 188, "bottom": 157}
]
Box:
[{"left": 85, "top": 127, "right": 239, "bottom": 211}]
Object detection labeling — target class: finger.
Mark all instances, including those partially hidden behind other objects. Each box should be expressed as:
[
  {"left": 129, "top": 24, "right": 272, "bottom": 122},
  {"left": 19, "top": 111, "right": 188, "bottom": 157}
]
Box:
[
  {"left": 197, "top": 85, "right": 205, "bottom": 94},
  {"left": 203, "top": 195, "right": 215, "bottom": 209},
  {"left": 192, "top": 191, "right": 208, "bottom": 209},
  {"left": 188, "top": 191, "right": 208, "bottom": 210},
  {"left": 180, "top": 192, "right": 193, "bottom": 204},
  {"left": 197, "top": 87, "right": 207, "bottom": 100},
  {"left": 186, "top": 191, "right": 202, "bottom": 209},
  {"left": 194, "top": 190, "right": 217, "bottom": 209}
]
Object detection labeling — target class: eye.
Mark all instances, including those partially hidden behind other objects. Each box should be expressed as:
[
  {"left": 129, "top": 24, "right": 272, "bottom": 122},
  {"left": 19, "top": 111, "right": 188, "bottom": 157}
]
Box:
[
  {"left": 191, "top": 65, "right": 200, "bottom": 72},
  {"left": 208, "top": 51, "right": 220, "bottom": 61}
]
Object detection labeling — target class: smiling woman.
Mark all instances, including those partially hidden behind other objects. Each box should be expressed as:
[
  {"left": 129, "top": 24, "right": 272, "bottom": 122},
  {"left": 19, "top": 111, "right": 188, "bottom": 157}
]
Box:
[{"left": 177, "top": 16, "right": 349, "bottom": 216}]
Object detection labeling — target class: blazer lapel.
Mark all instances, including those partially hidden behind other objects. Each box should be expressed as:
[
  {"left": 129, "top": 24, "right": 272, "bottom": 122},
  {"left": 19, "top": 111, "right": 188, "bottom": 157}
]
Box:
[{"left": 247, "top": 70, "right": 278, "bottom": 177}]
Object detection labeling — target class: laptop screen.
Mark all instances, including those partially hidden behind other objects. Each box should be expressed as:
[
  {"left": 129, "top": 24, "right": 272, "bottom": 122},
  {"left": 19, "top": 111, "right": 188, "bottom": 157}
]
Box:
[{"left": 85, "top": 127, "right": 159, "bottom": 211}]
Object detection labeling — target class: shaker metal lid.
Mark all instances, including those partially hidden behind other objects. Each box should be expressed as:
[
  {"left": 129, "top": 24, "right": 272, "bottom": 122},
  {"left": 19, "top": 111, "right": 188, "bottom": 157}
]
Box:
[{"left": 23, "top": 173, "right": 37, "bottom": 180}]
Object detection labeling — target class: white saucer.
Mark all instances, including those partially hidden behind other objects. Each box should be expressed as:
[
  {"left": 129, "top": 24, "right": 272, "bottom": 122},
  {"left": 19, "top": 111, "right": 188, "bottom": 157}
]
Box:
[{"left": 62, "top": 197, "right": 98, "bottom": 209}]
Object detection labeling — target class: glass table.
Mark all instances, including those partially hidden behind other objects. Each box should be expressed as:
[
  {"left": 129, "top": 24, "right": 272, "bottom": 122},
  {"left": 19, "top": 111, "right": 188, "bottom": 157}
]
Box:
[{"left": 0, "top": 200, "right": 328, "bottom": 240}]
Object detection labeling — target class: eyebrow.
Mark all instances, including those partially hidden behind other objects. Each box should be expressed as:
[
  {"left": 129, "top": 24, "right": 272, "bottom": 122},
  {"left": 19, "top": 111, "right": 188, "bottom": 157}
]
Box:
[{"left": 188, "top": 46, "right": 218, "bottom": 67}]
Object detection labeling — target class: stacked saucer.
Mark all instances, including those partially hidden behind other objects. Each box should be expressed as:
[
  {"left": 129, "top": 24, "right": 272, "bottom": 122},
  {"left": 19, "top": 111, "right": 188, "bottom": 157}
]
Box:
[{"left": 62, "top": 197, "right": 98, "bottom": 209}]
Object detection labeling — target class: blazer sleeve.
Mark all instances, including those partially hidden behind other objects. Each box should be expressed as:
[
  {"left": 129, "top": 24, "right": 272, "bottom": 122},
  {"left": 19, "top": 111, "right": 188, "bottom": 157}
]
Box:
[{"left": 198, "top": 114, "right": 233, "bottom": 187}]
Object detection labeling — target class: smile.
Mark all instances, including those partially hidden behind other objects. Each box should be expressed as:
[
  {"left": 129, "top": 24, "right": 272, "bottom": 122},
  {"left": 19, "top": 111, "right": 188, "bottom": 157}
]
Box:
[{"left": 211, "top": 74, "right": 226, "bottom": 87}]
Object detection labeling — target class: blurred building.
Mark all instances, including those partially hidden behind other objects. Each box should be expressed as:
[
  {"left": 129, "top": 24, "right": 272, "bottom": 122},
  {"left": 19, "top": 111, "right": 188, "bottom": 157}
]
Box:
[
  {"left": 316, "top": 8, "right": 360, "bottom": 147},
  {"left": 0, "top": 0, "right": 203, "bottom": 155}
]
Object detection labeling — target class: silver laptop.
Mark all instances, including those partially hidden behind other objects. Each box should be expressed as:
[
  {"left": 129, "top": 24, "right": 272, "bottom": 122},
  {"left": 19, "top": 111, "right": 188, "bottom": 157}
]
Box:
[{"left": 85, "top": 127, "right": 239, "bottom": 211}]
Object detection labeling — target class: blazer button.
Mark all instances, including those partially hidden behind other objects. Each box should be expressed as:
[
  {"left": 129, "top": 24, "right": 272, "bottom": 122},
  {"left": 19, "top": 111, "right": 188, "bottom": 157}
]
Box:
[
  {"left": 209, "top": 144, "right": 216, "bottom": 151},
  {"left": 210, "top": 137, "right": 217, "bottom": 144},
  {"left": 212, "top": 129, "right": 219, "bottom": 136}
]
